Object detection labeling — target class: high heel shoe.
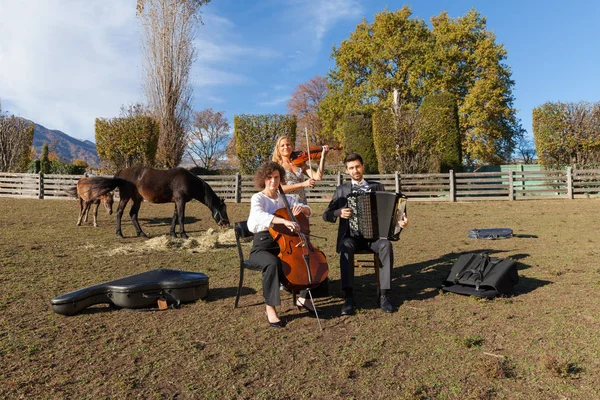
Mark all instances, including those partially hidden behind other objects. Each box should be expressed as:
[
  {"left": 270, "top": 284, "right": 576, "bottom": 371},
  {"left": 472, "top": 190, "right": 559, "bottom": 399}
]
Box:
[
  {"left": 296, "top": 301, "right": 320, "bottom": 316},
  {"left": 268, "top": 319, "right": 287, "bottom": 328},
  {"left": 265, "top": 312, "right": 286, "bottom": 328}
]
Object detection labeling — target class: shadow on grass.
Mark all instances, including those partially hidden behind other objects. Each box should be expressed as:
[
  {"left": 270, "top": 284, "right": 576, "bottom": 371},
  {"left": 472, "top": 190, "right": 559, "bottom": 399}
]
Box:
[
  {"left": 139, "top": 216, "right": 201, "bottom": 225},
  {"left": 325, "top": 249, "right": 551, "bottom": 311}
]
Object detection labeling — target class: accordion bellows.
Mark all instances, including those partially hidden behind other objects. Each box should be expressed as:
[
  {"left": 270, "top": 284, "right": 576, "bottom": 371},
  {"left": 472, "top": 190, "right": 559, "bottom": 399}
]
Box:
[{"left": 347, "top": 191, "right": 406, "bottom": 241}]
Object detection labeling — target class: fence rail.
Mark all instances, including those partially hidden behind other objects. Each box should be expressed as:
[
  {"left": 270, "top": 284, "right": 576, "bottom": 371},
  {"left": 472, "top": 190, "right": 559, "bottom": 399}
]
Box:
[{"left": 1, "top": 167, "right": 600, "bottom": 202}]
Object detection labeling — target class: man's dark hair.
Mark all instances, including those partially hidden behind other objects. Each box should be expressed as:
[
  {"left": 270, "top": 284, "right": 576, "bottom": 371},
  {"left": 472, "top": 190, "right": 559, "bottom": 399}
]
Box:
[
  {"left": 343, "top": 152, "right": 364, "bottom": 166},
  {"left": 253, "top": 161, "right": 287, "bottom": 189}
]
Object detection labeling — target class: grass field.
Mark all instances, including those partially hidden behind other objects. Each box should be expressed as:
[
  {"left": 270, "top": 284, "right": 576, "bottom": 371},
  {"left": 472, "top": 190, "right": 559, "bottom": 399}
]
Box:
[{"left": 1, "top": 196, "right": 600, "bottom": 399}]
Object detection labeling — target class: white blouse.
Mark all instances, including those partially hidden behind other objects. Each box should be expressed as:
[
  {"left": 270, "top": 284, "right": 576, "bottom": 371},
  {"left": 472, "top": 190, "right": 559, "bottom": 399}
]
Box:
[{"left": 247, "top": 192, "right": 311, "bottom": 233}]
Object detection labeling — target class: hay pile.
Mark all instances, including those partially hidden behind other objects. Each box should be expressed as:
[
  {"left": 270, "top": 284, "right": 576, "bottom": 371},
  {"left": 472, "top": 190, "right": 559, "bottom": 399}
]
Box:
[{"left": 107, "top": 228, "right": 236, "bottom": 256}]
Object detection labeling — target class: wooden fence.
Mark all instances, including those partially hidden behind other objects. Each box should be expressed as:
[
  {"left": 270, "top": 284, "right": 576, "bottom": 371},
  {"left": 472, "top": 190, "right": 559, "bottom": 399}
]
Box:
[{"left": 1, "top": 167, "right": 600, "bottom": 202}]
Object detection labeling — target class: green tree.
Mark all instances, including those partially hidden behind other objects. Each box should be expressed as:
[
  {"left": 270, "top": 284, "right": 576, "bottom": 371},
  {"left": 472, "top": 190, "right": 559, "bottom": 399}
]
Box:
[
  {"left": 417, "top": 92, "right": 462, "bottom": 172},
  {"left": 429, "top": 10, "right": 520, "bottom": 165},
  {"left": 95, "top": 104, "right": 159, "bottom": 172},
  {"left": 533, "top": 101, "right": 600, "bottom": 168},
  {"left": 321, "top": 6, "right": 431, "bottom": 143},
  {"left": 234, "top": 114, "right": 296, "bottom": 174},
  {"left": 40, "top": 143, "right": 50, "bottom": 174},
  {"left": 321, "top": 6, "right": 521, "bottom": 166},
  {"left": 372, "top": 105, "right": 428, "bottom": 174},
  {"left": 341, "top": 110, "right": 378, "bottom": 174}
]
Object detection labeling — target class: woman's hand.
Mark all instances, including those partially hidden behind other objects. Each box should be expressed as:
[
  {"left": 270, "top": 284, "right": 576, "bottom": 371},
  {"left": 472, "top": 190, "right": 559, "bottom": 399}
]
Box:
[
  {"left": 291, "top": 205, "right": 304, "bottom": 216},
  {"left": 304, "top": 178, "right": 316, "bottom": 188},
  {"left": 283, "top": 219, "right": 299, "bottom": 232},
  {"left": 321, "top": 145, "right": 330, "bottom": 156}
]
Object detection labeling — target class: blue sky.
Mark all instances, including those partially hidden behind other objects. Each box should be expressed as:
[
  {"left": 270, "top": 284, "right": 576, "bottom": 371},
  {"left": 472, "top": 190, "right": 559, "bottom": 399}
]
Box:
[{"left": 1, "top": 0, "right": 599, "bottom": 146}]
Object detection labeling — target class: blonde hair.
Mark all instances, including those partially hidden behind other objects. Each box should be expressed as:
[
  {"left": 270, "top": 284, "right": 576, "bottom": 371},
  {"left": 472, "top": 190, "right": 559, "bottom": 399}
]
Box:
[{"left": 272, "top": 136, "right": 293, "bottom": 164}]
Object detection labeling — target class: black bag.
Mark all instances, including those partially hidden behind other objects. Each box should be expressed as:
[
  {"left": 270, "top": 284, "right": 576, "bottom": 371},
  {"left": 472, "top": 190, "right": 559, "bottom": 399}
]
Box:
[
  {"left": 468, "top": 228, "right": 513, "bottom": 239},
  {"left": 441, "top": 253, "right": 518, "bottom": 298}
]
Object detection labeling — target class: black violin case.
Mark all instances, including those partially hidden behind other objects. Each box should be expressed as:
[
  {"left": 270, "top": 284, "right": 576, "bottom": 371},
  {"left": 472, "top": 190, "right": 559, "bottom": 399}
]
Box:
[{"left": 51, "top": 269, "right": 209, "bottom": 316}]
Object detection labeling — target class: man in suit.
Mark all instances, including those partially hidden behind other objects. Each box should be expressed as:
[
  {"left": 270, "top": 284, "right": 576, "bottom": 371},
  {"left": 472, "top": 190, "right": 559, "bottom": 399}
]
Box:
[{"left": 322, "top": 153, "right": 408, "bottom": 315}]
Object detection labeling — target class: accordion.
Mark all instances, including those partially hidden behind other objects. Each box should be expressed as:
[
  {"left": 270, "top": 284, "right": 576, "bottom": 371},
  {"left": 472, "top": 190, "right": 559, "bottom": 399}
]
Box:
[{"left": 347, "top": 191, "right": 407, "bottom": 241}]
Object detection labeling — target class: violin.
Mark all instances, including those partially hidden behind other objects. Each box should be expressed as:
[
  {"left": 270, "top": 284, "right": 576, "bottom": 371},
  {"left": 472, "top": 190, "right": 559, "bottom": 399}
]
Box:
[
  {"left": 290, "top": 145, "right": 342, "bottom": 166},
  {"left": 268, "top": 186, "right": 328, "bottom": 291}
]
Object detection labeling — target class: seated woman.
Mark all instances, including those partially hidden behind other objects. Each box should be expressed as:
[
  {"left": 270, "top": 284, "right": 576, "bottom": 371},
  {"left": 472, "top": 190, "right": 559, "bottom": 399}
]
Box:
[
  {"left": 247, "top": 161, "right": 317, "bottom": 328},
  {"left": 272, "top": 136, "right": 329, "bottom": 204}
]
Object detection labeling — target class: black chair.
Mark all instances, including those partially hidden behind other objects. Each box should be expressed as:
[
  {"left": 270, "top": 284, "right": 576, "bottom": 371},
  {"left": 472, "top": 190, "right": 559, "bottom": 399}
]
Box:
[
  {"left": 354, "top": 249, "right": 382, "bottom": 298},
  {"left": 234, "top": 220, "right": 301, "bottom": 309},
  {"left": 234, "top": 221, "right": 262, "bottom": 308}
]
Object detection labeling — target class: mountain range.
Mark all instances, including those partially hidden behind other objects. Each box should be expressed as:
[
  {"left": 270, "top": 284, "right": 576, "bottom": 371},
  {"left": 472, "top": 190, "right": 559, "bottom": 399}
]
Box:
[{"left": 27, "top": 120, "right": 100, "bottom": 167}]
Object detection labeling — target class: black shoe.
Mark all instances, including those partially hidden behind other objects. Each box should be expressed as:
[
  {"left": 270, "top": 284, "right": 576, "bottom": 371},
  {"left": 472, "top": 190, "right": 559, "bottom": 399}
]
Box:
[
  {"left": 341, "top": 296, "right": 355, "bottom": 316},
  {"left": 380, "top": 295, "right": 393, "bottom": 313},
  {"left": 268, "top": 318, "right": 287, "bottom": 328}
]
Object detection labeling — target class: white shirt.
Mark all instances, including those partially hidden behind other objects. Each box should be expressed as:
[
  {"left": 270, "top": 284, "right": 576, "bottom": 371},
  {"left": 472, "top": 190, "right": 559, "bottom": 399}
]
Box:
[{"left": 247, "top": 192, "right": 312, "bottom": 233}]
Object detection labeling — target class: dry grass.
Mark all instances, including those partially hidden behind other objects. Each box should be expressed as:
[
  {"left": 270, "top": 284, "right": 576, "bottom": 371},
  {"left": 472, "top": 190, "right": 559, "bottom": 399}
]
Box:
[{"left": 1, "top": 197, "right": 600, "bottom": 399}]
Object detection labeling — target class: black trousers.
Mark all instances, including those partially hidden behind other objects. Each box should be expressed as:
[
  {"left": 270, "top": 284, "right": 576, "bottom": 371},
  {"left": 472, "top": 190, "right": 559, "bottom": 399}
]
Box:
[
  {"left": 248, "top": 232, "right": 307, "bottom": 306},
  {"left": 339, "top": 236, "right": 393, "bottom": 292}
]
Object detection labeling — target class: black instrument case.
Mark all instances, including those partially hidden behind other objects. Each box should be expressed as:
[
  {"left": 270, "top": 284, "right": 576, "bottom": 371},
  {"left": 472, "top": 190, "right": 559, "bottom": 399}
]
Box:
[{"left": 51, "top": 269, "right": 209, "bottom": 316}]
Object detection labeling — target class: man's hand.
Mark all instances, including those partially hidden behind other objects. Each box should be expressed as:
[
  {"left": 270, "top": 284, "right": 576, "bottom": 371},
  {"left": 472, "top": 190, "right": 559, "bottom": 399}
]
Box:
[
  {"left": 337, "top": 207, "right": 353, "bottom": 219},
  {"left": 399, "top": 213, "right": 408, "bottom": 229}
]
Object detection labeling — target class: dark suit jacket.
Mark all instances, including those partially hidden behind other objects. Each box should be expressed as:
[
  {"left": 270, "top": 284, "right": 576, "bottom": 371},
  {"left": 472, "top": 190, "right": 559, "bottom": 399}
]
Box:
[{"left": 322, "top": 180, "right": 385, "bottom": 253}]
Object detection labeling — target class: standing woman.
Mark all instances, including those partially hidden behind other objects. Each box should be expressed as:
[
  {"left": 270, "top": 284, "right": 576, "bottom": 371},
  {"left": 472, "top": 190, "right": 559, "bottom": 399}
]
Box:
[
  {"left": 272, "top": 136, "right": 330, "bottom": 204},
  {"left": 247, "top": 161, "right": 317, "bottom": 328}
]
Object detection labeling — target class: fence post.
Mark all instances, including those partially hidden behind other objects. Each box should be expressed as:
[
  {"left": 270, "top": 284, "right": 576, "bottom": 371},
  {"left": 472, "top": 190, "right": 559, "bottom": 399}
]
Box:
[
  {"left": 337, "top": 171, "right": 342, "bottom": 186},
  {"left": 449, "top": 170, "right": 456, "bottom": 202},
  {"left": 38, "top": 172, "right": 44, "bottom": 199},
  {"left": 508, "top": 170, "right": 514, "bottom": 201},
  {"left": 395, "top": 171, "right": 400, "bottom": 193},
  {"left": 566, "top": 167, "right": 573, "bottom": 199},
  {"left": 234, "top": 173, "right": 241, "bottom": 203}
]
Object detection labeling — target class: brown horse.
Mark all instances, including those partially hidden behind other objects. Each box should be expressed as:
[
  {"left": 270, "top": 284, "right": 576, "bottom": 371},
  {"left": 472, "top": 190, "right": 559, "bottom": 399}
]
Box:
[
  {"left": 113, "top": 166, "right": 230, "bottom": 238},
  {"left": 65, "top": 177, "right": 115, "bottom": 227}
]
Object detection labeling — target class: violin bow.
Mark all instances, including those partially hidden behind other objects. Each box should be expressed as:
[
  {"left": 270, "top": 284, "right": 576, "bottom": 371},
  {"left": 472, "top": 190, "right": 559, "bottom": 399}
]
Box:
[{"left": 305, "top": 127, "right": 314, "bottom": 174}]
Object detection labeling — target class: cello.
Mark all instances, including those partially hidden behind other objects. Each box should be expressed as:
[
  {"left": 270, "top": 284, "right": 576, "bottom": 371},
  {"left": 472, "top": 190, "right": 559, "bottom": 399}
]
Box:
[{"left": 269, "top": 185, "right": 328, "bottom": 292}]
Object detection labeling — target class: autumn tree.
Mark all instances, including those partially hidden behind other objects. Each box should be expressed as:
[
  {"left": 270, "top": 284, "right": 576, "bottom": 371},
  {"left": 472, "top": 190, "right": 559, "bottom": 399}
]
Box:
[
  {"left": 429, "top": 10, "right": 520, "bottom": 165},
  {"left": 95, "top": 104, "right": 159, "bottom": 172},
  {"left": 533, "top": 101, "right": 600, "bottom": 168},
  {"left": 187, "top": 108, "right": 230, "bottom": 170},
  {"left": 0, "top": 103, "right": 34, "bottom": 172},
  {"left": 137, "top": 0, "right": 210, "bottom": 168},
  {"left": 287, "top": 75, "right": 330, "bottom": 145},
  {"left": 321, "top": 6, "right": 522, "bottom": 167}
]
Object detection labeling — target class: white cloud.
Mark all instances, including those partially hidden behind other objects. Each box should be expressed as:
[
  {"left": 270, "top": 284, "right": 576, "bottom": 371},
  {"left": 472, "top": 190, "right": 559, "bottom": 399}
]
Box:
[
  {"left": 0, "top": 0, "right": 143, "bottom": 142},
  {"left": 290, "top": 0, "right": 363, "bottom": 49},
  {"left": 257, "top": 95, "right": 290, "bottom": 107}
]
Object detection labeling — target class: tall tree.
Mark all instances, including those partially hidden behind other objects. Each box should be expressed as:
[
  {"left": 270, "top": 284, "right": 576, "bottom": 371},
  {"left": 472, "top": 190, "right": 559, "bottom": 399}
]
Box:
[
  {"left": 429, "top": 10, "right": 521, "bottom": 165},
  {"left": 321, "top": 7, "right": 431, "bottom": 143},
  {"left": 321, "top": 6, "right": 521, "bottom": 166},
  {"left": 0, "top": 103, "right": 34, "bottom": 172},
  {"left": 137, "top": 0, "right": 210, "bottom": 168},
  {"left": 287, "top": 75, "right": 330, "bottom": 145},
  {"left": 187, "top": 108, "right": 230, "bottom": 170}
]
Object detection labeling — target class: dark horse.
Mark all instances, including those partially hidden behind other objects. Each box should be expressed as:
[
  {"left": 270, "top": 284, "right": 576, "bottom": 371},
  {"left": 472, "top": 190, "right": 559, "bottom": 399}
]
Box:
[{"left": 113, "top": 166, "right": 230, "bottom": 238}]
